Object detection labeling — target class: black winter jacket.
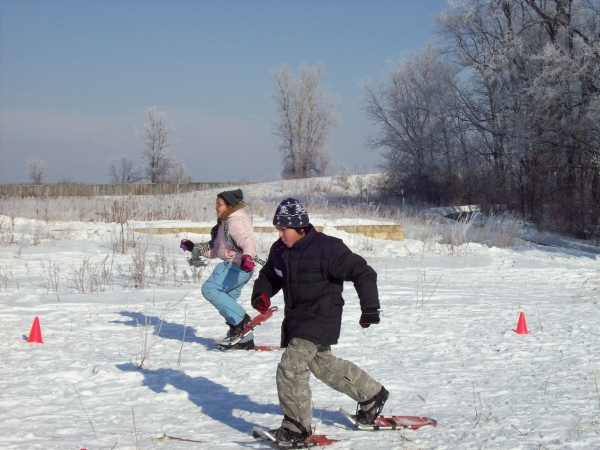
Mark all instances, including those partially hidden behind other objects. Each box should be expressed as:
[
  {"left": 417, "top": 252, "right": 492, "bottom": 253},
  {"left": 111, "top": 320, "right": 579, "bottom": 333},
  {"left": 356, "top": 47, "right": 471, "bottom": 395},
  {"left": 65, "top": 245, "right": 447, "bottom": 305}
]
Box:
[{"left": 252, "top": 225, "right": 379, "bottom": 347}]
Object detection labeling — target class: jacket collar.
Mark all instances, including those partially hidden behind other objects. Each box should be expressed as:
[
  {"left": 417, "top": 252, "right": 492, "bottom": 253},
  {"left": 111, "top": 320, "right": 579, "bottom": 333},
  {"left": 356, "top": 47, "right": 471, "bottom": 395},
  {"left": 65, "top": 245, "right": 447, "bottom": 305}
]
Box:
[
  {"left": 217, "top": 202, "right": 245, "bottom": 225},
  {"left": 289, "top": 224, "right": 317, "bottom": 251}
]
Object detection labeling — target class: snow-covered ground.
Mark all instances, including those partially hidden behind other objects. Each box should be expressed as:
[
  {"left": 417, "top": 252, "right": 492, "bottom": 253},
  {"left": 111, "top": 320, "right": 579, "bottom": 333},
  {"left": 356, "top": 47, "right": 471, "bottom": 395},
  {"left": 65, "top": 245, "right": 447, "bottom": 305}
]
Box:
[{"left": 1, "top": 184, "right": 599, "bottom": 449}]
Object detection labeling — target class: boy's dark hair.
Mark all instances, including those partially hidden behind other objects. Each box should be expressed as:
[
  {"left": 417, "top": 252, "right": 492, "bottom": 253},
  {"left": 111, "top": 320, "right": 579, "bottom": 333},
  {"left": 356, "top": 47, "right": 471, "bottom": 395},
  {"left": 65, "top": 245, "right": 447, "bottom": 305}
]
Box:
[{"left": 294, "top": 226, "right": 311, "bottom": 236}]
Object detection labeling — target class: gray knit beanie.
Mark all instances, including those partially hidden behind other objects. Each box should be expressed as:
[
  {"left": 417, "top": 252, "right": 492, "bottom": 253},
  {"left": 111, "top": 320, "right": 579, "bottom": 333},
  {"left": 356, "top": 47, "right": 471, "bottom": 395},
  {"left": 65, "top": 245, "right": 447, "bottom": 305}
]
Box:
[{"left": 218, "top": 189, "right": 243, "bottom": 207}]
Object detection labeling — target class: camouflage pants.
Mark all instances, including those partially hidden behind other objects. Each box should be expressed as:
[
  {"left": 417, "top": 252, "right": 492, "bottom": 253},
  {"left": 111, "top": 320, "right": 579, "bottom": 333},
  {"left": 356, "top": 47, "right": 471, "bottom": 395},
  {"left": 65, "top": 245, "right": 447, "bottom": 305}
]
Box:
[{"left": 276, "top": 337, "right": 382, "bottom": 433}]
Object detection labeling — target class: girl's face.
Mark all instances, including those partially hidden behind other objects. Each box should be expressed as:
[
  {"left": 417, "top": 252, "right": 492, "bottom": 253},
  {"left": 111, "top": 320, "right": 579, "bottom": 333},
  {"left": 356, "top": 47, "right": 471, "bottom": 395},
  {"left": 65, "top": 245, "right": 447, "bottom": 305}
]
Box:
[
  {"left": 275, "top": 226, "right": 305, "bottom": 248},
  {"left": 215, "top": 197, "right": 232, "bottom": 220}
]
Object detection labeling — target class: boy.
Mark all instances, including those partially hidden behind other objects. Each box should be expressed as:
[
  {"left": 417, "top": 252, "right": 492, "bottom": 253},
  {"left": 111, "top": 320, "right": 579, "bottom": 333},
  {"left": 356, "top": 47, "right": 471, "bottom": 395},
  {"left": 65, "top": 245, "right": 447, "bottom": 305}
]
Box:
[{"left": 251, "top": 198, "right": 388, "bottom": 442}]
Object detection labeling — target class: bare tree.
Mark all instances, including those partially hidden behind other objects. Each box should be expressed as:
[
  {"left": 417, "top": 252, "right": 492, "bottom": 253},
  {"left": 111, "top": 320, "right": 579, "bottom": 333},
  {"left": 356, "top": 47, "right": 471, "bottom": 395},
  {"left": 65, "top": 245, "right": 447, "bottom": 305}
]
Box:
[
  {"left": 56, "top": 174, "right": 75, "bottom": 184},
  {"left": 167, "top": 159, "right": 192, "bottom": 183},
  {"left": 362, "top": 45, "right": 464, "bottom": 203},
  {"left": 317, "top": 148, "right": 333, "bottom": 176},
  {"left": 108, "top": 156, "right": 140, "bottom": 184},
  {"left": 138, "top": 107, "right": 175, "bottom": 183},
  {"left": 271, "top": 63, "right": 339, "bottom": 178},
  {"left": 26, "top": 159, "right": 47, "bottom": 184}
]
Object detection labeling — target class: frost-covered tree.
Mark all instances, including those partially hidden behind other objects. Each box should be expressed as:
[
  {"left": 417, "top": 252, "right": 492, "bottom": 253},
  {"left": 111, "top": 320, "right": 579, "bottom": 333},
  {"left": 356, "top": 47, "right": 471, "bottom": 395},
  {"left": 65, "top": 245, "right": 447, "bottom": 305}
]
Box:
[
  {"left": 108, "top": 156, "right": 140, "bottom": 184},
  {"left": 137, "top": 108, "right": 192, "bottom": 183},
  {"left": 365, "top": 0, "right": 599, "bottom": 238},
  {"left": 168, "top": 159, "right": 192, "bottom": 183},
  {"left": 138, "top": 107, "right": 176, "bottom": 183},
  {"left": 435, "top": 0, "right": 600, "bottom": 236},
  {"left": 362, "top": 45, "right": 465, "bottom": 203},
  {"left": 26, "top": 159, "right": 47, "bottom": 184},
  {"left": 271, "top": 63, "right": 339, "bottom": 178}
]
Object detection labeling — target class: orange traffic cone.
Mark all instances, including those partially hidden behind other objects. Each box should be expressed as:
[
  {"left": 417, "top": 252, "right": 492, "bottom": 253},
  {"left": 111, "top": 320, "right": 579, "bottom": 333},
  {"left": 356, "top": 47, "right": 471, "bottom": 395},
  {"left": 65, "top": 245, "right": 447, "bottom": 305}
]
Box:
[
  {"left": 27, "top": 316, "right": 44, "bottom": 343},
  {"left": 515, "top": 312, "right": 528, "bottom": 334}
]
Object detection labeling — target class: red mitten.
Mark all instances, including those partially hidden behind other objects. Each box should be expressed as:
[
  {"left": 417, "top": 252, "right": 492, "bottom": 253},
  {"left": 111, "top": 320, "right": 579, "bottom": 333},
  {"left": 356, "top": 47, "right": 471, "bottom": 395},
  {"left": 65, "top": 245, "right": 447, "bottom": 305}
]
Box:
[
  {"left": 240, "top": 254, "right": 255, "bottom": 273},
  {"left": 252, "top": 293, "right": 271, "bottom": 314}
]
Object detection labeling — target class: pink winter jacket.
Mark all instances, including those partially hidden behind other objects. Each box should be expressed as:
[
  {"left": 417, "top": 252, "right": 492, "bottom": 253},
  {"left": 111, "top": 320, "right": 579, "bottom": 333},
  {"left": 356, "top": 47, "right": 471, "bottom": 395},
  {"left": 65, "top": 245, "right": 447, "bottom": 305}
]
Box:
[{"left": 202, "top": 207, "right": 257, "bottom": 266}]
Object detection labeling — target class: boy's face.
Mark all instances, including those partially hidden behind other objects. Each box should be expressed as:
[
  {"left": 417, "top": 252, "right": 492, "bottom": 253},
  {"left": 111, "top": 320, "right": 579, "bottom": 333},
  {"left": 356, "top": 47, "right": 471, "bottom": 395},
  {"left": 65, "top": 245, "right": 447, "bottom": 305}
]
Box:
[{"left": 276, "top": 226, "right": 305, "bottom": 248}]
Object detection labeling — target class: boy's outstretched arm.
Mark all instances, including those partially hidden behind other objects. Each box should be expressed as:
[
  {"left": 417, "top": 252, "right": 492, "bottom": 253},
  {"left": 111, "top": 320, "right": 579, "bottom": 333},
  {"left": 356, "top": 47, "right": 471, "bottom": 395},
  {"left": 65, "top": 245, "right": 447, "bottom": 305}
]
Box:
[
  {"left": 329, "top": 242, "right": 380, "bottom": 321},
  {"left": 251, "top": 247, "right": 282, "bottom": 310}
]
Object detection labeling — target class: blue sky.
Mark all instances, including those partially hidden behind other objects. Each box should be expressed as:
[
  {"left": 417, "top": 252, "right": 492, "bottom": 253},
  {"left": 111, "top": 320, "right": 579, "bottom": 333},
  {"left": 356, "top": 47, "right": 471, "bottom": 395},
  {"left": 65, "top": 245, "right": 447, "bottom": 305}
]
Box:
[{"left": 1, "top": 0, "right": 450, "bottom": 184}]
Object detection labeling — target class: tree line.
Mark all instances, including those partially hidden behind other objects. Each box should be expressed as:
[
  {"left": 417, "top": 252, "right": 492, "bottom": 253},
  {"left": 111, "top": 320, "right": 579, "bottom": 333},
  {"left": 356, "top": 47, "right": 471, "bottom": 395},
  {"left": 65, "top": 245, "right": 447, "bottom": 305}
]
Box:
[
  {"left": 268, "top": 1, "right": 599, "bottom": 239},
  {"left": 363, "top": 0, "right": 599, "bottom": 239}
]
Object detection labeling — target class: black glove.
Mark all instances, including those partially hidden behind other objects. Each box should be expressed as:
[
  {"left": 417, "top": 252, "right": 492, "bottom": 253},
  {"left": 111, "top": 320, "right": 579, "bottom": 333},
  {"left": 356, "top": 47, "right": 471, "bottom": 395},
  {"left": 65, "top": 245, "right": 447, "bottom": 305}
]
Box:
[
  {"left": 359, "top": 308, "right": 380, "bottom": 328},
  {"left": 180, "top": 239, "right": 194, "bottom": 252}
]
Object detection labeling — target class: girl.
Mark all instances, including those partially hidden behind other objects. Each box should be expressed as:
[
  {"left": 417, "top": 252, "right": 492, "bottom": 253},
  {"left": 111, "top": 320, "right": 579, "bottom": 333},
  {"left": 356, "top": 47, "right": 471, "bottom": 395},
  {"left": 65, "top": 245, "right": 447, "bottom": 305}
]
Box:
[{"left": 180, "top": 188, "right": 258, "bottom": 350}]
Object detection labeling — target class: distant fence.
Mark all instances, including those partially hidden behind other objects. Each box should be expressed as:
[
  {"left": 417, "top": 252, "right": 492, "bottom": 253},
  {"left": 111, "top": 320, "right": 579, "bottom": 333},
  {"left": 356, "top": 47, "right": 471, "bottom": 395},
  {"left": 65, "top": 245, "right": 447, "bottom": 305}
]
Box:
[
  {"left": 0, "top": 182, "right": 247, "bottom": 198},
  {"left": 135, "top": 225, "right": 405, "bottom": 241}
]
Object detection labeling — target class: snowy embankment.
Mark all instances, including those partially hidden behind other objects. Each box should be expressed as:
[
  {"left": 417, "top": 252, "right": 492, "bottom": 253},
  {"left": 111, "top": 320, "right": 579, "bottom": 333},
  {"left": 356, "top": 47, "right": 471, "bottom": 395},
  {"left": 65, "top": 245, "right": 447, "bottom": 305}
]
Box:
[{"left": 1, "top": 182, "right": 599, "bottom": 449}]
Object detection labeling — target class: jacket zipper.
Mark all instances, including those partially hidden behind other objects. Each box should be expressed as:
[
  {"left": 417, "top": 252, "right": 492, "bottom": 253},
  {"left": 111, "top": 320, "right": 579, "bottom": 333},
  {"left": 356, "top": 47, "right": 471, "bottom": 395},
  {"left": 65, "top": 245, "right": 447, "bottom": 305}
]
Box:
[{"left": 283, "top": 249, "right": 292, "bottom": 307}]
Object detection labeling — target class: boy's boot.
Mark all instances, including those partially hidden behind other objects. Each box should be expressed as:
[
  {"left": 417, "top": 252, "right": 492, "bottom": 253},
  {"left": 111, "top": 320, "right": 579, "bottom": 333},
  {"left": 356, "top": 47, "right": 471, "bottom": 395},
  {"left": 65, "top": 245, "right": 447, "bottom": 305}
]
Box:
[
  {"left": 269, "top": 416, "right": 311, "bottom": 443},
  {"left": 355, "top": 386, "right": 389, "bottom": 425}
]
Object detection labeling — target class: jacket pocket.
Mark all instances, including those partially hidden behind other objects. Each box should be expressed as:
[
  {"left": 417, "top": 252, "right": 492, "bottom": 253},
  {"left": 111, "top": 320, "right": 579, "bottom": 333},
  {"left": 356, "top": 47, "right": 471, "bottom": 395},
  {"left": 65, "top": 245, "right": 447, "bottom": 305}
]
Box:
[
  {"left": 329, "top": 298, "right": 344, "bottom": 317},
  {"left": 287, "top": 301, "right": 318, "bottom": 320}
]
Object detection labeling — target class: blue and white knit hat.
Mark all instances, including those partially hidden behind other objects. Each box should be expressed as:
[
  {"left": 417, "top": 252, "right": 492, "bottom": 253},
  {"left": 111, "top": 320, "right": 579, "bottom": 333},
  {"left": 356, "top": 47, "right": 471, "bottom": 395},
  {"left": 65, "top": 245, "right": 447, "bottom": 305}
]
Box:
[{"left": 273, "top": 198, "right": 309, "bottom": 228}]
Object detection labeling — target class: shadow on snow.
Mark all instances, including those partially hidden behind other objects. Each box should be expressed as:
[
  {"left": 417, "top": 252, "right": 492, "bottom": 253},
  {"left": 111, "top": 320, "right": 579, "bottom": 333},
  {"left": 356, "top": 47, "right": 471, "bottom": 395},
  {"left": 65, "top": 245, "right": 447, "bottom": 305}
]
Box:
[
  {"left": 111, "top": 311, "right": 215, "bottom": 350},
  {"left": 116, "top": 363, "right": 342, "bottom": 435}
]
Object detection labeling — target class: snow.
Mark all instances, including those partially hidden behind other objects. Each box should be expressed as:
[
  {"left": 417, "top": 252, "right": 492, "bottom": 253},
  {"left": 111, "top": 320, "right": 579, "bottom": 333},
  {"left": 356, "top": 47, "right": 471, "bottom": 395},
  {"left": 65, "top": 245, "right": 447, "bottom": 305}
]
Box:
[{"left": 1, "top": 183, "right": 600, "bottom": 449}]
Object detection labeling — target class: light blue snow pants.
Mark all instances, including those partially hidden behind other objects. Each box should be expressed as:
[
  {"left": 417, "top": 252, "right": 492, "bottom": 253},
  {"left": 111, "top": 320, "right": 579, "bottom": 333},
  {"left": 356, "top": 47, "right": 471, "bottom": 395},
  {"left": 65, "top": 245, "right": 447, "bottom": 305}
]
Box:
[{"left": 201, "top": 261, "right": 254, "bottom": 343}]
